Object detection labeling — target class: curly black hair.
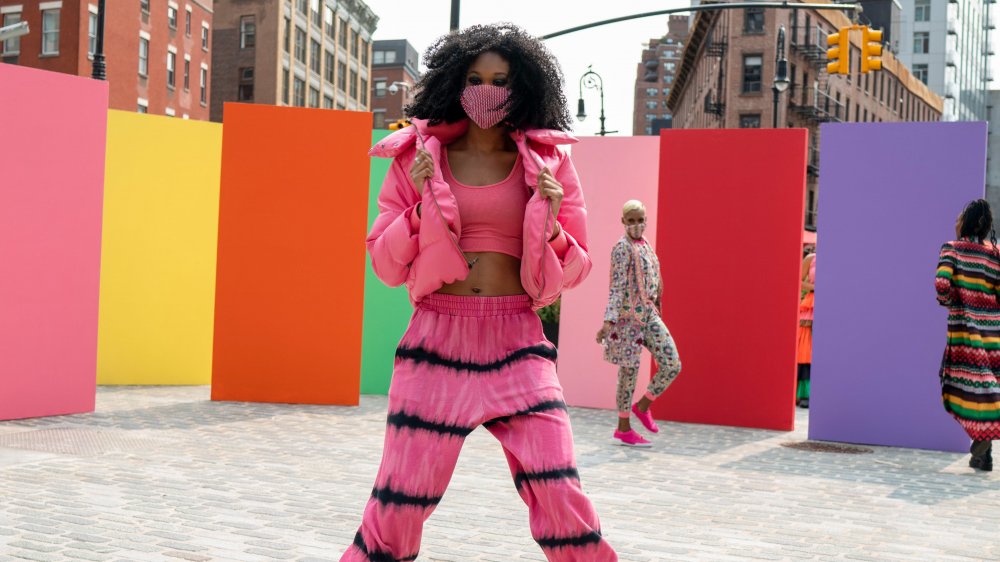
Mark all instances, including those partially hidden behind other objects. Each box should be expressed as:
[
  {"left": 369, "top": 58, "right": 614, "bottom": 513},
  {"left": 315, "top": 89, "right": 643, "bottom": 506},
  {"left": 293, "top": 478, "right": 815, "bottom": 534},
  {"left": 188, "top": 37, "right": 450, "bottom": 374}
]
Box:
[
  {"left": 405, "top": 23, "right": 572, "bottom": 131},
  {"left": 960, "top": 199, "right": 998, "bottom": 248}
]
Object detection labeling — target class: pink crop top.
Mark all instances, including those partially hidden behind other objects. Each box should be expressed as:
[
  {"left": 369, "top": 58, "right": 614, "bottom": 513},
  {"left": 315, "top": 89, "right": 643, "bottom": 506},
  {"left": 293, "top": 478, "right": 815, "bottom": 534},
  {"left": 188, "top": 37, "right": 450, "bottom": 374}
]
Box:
[{"left": 442, "top": 149, "right": 528, "bottom": 259}]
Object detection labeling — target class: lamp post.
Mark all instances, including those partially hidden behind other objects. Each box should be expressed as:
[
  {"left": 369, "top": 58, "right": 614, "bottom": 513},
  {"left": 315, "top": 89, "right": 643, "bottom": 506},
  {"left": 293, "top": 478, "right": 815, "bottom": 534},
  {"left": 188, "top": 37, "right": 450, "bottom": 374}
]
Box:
[
  {"left": 576, "top": 66, "right": 616, "bottom": 136},
  {"left": 91, "top": 0, "right": 106, "bottom": 80},
  {"left": 450, "top": 0, "right": 460, "bottom": 31},
  {"left": 772, "top": 25, "right": 790, "bottom": 128}
]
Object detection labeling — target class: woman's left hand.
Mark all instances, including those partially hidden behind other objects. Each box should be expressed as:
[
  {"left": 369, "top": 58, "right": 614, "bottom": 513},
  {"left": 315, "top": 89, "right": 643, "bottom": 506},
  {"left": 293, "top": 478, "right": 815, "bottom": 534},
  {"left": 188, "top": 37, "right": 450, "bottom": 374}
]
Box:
[{"left": 538, "top": 168, "right": 563, "bottom": 218}]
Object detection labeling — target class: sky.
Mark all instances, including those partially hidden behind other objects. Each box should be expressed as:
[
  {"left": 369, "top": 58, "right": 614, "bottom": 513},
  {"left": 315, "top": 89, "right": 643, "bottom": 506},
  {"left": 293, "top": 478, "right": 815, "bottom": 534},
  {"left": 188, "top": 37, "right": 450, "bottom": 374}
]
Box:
[
  {"left": 361, "top": 0, "right": 692, "bottom": 136},
  {"left": 362, "top": 1, "right": 1000, "bottom": 134}
]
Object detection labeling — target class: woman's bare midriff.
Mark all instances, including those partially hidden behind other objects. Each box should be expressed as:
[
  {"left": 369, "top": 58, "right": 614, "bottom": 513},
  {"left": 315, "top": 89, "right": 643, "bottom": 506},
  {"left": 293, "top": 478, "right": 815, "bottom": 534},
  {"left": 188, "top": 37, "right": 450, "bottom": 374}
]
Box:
[{"left": 436, "top": 252, "right": 526, "bottom": 296}]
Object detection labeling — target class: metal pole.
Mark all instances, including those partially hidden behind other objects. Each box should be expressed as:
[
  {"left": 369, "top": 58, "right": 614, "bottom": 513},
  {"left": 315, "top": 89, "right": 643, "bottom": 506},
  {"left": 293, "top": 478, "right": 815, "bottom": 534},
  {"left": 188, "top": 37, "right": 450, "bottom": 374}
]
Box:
[
  {"left": 598, "top": 81, "right": 607, "bottom": 136},
  {"left": 541, "top": 2, "right": 861, "bottom": 40},
  {"left": 773, "top": 86, "right": 779, "bottom": 128},
  {"left": 91, "top": 0, "right": 106, "bottom": 80},
  {"left": 450, "top": 0, "right": 460, "bottom": 32}
]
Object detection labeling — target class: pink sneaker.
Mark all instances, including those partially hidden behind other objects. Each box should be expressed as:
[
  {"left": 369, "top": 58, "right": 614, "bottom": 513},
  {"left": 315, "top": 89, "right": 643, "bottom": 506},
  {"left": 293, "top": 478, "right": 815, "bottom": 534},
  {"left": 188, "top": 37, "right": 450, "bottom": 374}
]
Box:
[
  {"left": 613, "top": 429, "right": 652, "bottom": 447},
  {"left": 632, "top": 403, "right": 660, "bottom": 433}
]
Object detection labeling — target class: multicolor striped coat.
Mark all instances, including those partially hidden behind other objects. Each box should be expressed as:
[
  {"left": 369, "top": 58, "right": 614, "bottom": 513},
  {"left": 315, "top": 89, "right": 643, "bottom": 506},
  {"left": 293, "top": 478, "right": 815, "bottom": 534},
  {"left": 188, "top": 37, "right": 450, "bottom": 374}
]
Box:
[{"left": 935, "top": 240, "right": 1000, "bottom": 441}]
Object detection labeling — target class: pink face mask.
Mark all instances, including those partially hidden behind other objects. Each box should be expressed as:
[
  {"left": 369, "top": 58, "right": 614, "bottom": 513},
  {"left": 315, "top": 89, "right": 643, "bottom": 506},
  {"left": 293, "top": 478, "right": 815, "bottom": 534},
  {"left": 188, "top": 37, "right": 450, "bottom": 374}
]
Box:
[{"left": 460, "top": 84, "right": 511, "bottom": 129}]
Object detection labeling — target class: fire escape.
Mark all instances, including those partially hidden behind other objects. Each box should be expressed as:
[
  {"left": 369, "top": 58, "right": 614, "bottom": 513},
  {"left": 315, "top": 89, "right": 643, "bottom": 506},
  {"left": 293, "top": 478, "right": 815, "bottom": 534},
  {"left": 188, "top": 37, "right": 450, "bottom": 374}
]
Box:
[{"left": 702, "top": 13, "right": 728, "bottom": 121}]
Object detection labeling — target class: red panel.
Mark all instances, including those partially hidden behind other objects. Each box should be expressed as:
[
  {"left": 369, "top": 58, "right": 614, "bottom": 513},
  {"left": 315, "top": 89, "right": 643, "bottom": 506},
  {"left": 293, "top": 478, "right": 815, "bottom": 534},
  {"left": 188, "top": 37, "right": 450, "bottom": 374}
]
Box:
[
  {"left": 650, "top": 129, "right": 807, "bottom": 431},
  {"left": 212, "top": 104, "right": 371, "bottom": 405}
]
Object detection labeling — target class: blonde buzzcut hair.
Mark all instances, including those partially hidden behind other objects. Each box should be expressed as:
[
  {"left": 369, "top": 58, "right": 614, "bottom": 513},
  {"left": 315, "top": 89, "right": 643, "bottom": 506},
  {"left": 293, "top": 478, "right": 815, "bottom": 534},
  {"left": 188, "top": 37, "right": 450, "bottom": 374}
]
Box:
[{"left": 622, "top": 200, "right": 646, "bottom": 216}]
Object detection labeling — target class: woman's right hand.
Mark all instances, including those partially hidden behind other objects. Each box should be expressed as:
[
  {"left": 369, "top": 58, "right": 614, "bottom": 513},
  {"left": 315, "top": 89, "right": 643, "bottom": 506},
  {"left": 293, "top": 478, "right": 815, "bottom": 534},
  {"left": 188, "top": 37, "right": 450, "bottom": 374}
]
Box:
[
  {"left": 596, "top": 322, "right": 612, "bottom": 344},
  {"left": 410, "top": 149, "right": 433, "bottom": 195}
]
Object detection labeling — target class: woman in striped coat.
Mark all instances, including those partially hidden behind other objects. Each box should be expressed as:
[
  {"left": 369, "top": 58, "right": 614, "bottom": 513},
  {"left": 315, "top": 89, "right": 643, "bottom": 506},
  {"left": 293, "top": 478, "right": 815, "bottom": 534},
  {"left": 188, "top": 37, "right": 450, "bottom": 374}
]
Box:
[{"left": 935, "top": 199, "right": 1000, "bottom": 472}]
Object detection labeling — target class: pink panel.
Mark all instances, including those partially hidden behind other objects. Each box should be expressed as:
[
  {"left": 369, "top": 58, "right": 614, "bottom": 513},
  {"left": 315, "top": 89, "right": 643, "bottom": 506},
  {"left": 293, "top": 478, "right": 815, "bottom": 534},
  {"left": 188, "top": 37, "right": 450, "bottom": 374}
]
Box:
[
  {"left": 558, "top": 137, "right": 661, "bottom": 409},
  {"left": 0, "top": 65, "right": 108, "bottom": 420}
]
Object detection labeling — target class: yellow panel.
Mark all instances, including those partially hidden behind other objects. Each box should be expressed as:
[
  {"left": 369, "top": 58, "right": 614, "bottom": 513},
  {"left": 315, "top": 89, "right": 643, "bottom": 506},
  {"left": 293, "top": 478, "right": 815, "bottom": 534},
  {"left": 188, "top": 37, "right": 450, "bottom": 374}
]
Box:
[{"left": 97, "top": 111, "right": 222, "bottom": 385}]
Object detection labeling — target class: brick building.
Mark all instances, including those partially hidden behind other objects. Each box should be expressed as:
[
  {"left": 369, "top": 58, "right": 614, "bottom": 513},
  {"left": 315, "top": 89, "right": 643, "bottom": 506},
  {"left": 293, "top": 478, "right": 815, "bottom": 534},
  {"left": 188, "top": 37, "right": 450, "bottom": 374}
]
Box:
[
  {"left": 633, "top": 16, "right": 689, "bottom": 135},
  {"left": 209, "top": 0, "right": 376, "bottom": 122},
  {"left": 667, "top": 0, "right": 943, "bottom": 228},
  {"left": 0, "top": 0, "right": 213, "bottom": 120},
  {"left": 369, "top": 39, "right": 419, "bottom": 129}
]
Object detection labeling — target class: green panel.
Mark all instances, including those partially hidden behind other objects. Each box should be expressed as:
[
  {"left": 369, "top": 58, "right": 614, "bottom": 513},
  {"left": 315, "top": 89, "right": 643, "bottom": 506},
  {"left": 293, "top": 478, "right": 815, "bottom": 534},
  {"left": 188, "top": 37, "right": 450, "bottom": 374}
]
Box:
[{"left": 360, "top": 130, "right": 413, "bottom": 395}]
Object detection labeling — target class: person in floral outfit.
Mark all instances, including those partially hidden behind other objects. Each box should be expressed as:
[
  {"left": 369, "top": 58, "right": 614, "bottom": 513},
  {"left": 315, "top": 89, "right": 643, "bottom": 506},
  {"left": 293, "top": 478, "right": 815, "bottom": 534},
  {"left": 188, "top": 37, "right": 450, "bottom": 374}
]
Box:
[{"left": 596, "top": 200, "right": 682, "bottom": 447}]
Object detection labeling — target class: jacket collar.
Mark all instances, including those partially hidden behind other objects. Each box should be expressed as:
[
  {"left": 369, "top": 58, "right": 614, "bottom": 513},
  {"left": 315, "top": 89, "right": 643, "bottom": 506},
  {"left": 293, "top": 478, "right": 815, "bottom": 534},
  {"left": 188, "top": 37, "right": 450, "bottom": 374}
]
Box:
[{"left": 369, "top": 118, "right": 577, "bottom": 158}]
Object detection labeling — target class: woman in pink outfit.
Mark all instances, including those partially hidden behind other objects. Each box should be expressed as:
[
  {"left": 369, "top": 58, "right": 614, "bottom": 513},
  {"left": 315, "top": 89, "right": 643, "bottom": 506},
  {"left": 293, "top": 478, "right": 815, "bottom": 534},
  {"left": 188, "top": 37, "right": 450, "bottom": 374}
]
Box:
[{"left": 341, "top": 24, "right": 617, "bottom": 562}]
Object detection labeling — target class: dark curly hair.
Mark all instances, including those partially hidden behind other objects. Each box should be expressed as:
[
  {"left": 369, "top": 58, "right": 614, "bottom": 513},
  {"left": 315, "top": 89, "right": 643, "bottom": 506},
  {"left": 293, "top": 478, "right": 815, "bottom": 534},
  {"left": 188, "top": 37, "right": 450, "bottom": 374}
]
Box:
[
  {"left": 960, "top": 199, "right": 998, "bottom": 249},
  {"left": 405, "top": 23, "right": 572, "bottom": 131}
]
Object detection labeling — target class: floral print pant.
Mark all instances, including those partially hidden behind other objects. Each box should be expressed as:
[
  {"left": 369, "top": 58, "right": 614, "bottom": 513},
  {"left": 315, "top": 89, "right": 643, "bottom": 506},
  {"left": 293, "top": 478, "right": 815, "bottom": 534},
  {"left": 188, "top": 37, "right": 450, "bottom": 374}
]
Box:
[{"left": 615, "top": 316, "right": 682, "bottom": 413}]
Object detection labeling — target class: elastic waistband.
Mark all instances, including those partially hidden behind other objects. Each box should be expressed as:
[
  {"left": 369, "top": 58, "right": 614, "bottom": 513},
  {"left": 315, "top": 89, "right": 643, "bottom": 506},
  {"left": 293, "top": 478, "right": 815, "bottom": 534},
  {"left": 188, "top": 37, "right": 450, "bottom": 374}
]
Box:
[{"left": 418, "top": 293, "right": 532, "bottom": 317}]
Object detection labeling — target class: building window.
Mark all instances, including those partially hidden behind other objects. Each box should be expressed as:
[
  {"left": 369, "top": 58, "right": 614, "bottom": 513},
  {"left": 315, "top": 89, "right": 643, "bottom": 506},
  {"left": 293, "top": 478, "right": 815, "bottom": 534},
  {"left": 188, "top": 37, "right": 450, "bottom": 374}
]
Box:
[
  {"left": 742, "top": 55, "right": 763, "bottom": 93},
  {"left": 337, "top": 102, "right": 346, "bottom": 110},
  {"left": 337, "top": 61, "right": 347, "bottom": 91},
  {"left": 914, "top": 32, "right": 930, "bottom": 54},
  {"left": 140, "top": 0, "right": 149, "bottom": 14},
  {"left": 310, "top": 0, "right": 321, "bottom": 27},
  {"left": 282, "top": 69, "right": 290, "bottom": 104},
  {"left": 644, "top": 113, "right": 656, "bottom": 121},
  {"left": 645, "top": 87, "right": 658, "bottom": 96},
  {"left": 200, "top": 66, "right": 207, "bottom": 104},
  {"left": 168, "top": 5, "right": 177, "bottom": 29},
  {"left": 350, "top": 69, "right": 358, "bottom": 99},
  {"left": 913, "top": 63, "right": 928, "bottom": 84},
  {"left": 350, "top": 28, "right": 358, "bottom": 58},
  {"left": 361, "top": 40, "right": 368, "bottom": 65},
  {"left": 374, "top": 112, "right": 386, "bottom": 129},
  {"left": 295, "top": 28, "right": 306, "bottom": 62},
  {"left": 167, "top": 51, "right": 176, "bottom": 88},
  {"left": 739, "top": 114, "right": 762, "bottom": 128},
  {"left": 915, "top": 0, "right": 931, "bottom": 22},
  {"left": 325, "top": 7, "right": 334, "bottom": 39},
  {"left": 138, "top": 99, "right": 148, "bottom": 113},
  {"left": 744, "top": 8, "right": 765, "bottom": 33},
  {"left": 183, "top": 58, "right": 190, "bottom": 90},
  {"left": 373, "top": 50, "right": 384, "bottom": 64},
  {"left": 293, "top": 77, "right": 306, "bottom": 106},
  {"left": 384, "top": 50, "right": 396, "bottom": 64},
  {"left": 663, "top": 62, "right": 676, "bottom": 72},
  {"left": 202, "top": 24, "right": 209, "bottom": 50},
  {"left": 325, "top": 52, "right": 335, "bottom": 83},
  {"left": 2, "top": 12, "right": 22, "bottom": 54},
  {"left": 297, "top": 0, "right": 307, "bottom": 15},
  {"left": 185, "top": 8, "right": 191, "bottom": 36},
  {"left": 41, "top": 8, "right": 60, "bottom": 56},
  {"left": 324, "top": 95, "right": 334, "bottom": 109},
  {"left": 138, "top": 37, "right": 149, "bottom": 76},
  {"left": 309, "top": 87, "right": 320, "bottom": 107},
  {"left": 645, "top": 100, "right": 658, "bottom": 109},
  {"left": 360, "top": 77, "right": 368, "bottom": 106},
  {"left": 339, "top": 19, "right": 348, "bottom": 49},
  {"left": 310, "top": 40, "right": 321, "bottom": 73},
  {"left": 238, "top": 67, "right": 254, "bottom": 101},
  {"left": 375, "top": 80, "right": 386, "bottom": 96},
  {"left": 240, "top": 16, "right": 256, "bottom": 49}
]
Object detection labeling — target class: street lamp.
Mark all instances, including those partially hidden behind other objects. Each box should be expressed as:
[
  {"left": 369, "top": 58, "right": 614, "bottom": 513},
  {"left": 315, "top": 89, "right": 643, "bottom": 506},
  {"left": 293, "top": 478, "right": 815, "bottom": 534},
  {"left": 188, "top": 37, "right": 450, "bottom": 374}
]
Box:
[
  {"left": 0, "top": 20, "right": 29, "bottom": 42},
  {"left": 576, "top": 65, "right": 616, "bottom": 136},
  {"left": 772, "top": 25, "right": 789, "bottom": 128},
  {"left": 91, "top": 0, "right": 106, "bottom": 80}
]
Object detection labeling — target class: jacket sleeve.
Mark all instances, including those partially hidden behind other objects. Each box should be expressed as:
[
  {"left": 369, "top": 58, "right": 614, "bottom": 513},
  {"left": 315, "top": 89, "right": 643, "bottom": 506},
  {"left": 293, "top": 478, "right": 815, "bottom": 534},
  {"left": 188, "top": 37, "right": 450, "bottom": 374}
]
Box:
[
  {"left": 366, "top": 154, "right": 420, "bottom": 287},
  {"left": 521, "top": 148, "right": 594, "bottom": 309},
  {"left": 604, "top": 241, "right": 630, "bottom": 323},
  {"left": 936, "top": 243, "right": 957, "bottom": 307}
]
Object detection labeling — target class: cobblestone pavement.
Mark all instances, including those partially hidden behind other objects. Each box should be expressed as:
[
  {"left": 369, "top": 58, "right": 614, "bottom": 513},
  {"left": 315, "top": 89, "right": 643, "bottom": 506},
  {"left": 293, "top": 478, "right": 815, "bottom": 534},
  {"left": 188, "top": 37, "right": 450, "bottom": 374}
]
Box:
[{"left": 0, "top": 386, "right": 997, "bottom": 562}]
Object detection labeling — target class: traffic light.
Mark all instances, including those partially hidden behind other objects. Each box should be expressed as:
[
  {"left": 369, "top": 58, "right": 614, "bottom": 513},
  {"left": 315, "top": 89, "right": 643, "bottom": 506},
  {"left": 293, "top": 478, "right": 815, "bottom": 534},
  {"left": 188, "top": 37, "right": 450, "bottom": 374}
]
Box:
[
  {"left": 826, "top": 28, "right": 850, "bottom": 75},
  {"left": 387, "top": 118, "right": 411, "bottom": 131},
  {"left": 861, "top": 26, "right": 884, "bottom": 73}
]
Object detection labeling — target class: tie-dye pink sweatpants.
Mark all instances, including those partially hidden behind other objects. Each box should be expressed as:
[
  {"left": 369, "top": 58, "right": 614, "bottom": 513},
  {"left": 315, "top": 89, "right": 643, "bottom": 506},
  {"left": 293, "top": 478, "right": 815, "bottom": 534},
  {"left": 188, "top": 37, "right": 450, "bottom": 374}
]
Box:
[{"left": 341, "top": 293, "right": 618, "bottom": 562}]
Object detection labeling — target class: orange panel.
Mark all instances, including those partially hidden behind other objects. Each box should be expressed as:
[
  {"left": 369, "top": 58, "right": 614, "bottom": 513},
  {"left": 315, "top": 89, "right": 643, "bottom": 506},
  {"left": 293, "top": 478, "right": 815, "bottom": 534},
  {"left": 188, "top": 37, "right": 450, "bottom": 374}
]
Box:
[{"left": 211, "top": 104, "right": 370, "bottom": 405}]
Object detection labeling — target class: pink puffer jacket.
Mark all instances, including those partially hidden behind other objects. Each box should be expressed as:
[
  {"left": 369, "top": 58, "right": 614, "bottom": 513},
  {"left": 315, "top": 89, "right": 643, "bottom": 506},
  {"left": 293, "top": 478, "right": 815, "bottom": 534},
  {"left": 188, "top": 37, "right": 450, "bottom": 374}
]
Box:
[{"left": 366, "top": 118, "right": 592, "bottom": 310}]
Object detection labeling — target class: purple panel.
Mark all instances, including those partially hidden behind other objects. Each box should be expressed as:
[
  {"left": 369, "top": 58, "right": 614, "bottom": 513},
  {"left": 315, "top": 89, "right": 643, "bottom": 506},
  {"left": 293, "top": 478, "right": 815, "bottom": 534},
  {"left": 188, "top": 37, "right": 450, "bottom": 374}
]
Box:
[{"left": 810, "top": 122, "right": 987, "bottom": 452}]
